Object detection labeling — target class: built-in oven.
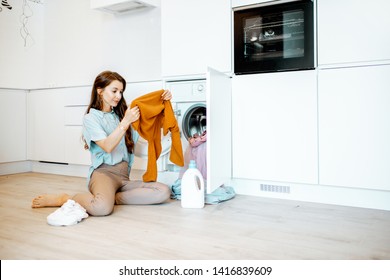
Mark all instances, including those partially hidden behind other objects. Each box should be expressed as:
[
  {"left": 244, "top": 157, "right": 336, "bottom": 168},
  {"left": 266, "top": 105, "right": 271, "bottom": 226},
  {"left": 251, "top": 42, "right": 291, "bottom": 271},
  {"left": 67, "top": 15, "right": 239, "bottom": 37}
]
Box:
[{"left": 234, "top": 0, "right": 314, "bottom": 74}]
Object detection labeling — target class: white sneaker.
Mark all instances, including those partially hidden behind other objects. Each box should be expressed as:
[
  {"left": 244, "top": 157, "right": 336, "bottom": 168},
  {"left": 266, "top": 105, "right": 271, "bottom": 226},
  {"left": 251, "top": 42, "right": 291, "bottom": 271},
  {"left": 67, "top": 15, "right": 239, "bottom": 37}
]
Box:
[{"left": 47, "top": 199, "right": 89, "bottom": 226}]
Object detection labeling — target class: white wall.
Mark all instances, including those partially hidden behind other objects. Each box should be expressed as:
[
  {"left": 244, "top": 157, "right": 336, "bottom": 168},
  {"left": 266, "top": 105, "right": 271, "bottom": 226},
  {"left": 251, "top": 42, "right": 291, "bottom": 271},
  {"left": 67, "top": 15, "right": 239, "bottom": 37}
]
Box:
[
  {"left": 42, "top": 0, "right": 162, "bottom": 88},
  {"left": 0, "top": 1, "right": 44, "bottom": 89},
  {"left": 0, "top": 0, "right": 162, "bottom": 89}
]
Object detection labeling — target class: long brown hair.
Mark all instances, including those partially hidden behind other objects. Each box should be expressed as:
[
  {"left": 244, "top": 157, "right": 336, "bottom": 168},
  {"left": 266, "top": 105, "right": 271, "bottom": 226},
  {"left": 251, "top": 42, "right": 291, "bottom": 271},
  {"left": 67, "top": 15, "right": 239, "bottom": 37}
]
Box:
[{"left": 84, "top": 70, "right": 134, "bottom": 153}]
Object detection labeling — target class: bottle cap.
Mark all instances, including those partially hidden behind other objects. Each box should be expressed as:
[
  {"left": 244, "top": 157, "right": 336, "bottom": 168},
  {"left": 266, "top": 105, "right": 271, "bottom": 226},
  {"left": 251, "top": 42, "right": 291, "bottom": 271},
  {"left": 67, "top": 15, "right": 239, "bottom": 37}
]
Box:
[{"left": 188, "top": 160, "right": 196, "bottom": 169}]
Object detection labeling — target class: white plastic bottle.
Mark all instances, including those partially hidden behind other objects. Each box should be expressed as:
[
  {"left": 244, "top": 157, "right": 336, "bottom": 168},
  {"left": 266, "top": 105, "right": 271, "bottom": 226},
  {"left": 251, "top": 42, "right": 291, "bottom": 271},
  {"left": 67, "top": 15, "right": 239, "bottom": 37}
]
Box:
[{"left": 181, "top": 160, "right": 205, "bottom": 208}]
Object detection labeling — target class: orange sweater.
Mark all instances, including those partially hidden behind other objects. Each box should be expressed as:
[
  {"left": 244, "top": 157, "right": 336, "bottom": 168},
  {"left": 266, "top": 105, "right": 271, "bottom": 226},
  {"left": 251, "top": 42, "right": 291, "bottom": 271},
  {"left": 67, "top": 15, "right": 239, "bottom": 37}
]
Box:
[{"left": 131, "top": 90, "right": 184, "bottom": 182}]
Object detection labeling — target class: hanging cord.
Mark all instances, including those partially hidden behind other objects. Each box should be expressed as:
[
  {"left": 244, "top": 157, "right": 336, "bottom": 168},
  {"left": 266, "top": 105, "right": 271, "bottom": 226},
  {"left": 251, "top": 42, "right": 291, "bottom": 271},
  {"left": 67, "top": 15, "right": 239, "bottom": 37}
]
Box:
[
  {"left": 19, "top": 1, "right": 44, "bottom": 47},
  {"left": 20, "top": 0, "right": 33, "bottom": 47}
]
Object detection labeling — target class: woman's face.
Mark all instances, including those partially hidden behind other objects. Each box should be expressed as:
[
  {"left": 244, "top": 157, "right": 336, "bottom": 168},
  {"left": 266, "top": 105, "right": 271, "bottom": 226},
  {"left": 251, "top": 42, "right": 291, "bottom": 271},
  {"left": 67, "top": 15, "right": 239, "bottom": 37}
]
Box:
[{"left": 98, "top": 80, "right": 124, "bottom": 112}]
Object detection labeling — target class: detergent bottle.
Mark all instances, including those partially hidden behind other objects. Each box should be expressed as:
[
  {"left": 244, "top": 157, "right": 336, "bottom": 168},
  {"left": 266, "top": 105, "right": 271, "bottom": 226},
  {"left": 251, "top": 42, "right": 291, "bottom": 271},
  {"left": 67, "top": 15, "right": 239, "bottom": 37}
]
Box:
[{"left": 181, "top": 160, "right": 205, "bottom": 208}]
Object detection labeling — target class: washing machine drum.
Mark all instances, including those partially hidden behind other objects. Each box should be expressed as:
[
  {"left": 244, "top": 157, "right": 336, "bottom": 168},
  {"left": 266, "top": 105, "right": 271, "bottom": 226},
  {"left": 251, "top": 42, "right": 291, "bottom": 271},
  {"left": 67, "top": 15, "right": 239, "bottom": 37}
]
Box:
[{"left": 182, "top": 103, "right": 206, "bottom": 140}]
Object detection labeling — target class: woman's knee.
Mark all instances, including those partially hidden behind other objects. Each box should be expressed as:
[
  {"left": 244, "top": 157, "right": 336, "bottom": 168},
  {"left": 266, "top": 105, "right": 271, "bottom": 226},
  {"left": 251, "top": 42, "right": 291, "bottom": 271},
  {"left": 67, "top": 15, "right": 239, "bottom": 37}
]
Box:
[
  {"left": 87, "top": 195, "right": 115, "bottom": 216},
  {"left": 89, "top": 204, "right": 114, "bottom": 216}
]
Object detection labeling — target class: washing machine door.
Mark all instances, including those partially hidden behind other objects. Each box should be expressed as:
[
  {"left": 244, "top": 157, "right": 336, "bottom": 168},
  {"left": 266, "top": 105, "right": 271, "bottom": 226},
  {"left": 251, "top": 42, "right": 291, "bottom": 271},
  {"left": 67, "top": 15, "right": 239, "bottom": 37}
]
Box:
[{"left": 182, "top": 103, "right": 207, "bottom": 140}]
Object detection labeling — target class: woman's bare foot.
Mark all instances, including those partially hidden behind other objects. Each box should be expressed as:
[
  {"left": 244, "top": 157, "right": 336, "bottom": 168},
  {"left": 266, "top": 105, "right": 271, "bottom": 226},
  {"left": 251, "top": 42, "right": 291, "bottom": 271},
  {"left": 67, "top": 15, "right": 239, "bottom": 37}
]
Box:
[{"left": 31, "top": 193, "right": 71, "bottom": 208}]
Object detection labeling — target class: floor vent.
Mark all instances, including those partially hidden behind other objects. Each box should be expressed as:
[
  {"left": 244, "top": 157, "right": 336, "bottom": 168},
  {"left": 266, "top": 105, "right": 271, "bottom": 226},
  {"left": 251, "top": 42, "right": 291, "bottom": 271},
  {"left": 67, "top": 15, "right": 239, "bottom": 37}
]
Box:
[{"left": 260, "top": 184, "right": 290, "bottom": 194}]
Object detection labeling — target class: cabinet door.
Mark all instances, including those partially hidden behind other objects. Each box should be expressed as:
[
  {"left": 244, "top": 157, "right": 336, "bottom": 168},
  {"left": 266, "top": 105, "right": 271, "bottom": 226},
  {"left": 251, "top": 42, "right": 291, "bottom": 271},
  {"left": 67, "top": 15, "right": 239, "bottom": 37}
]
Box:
[
  {"left": 206, "top": 67, "right": 232, "bottom": 193},
  {"left": 232, "top": 70, "right": 318, "bottom": 184},
  {"left": 318, "top": 65, "right": 390, "bottom": 190},
  {"left": 64, "top": 126, "right": 91, "bottom": 165},
  {"left": 28, "top": 89, "right": 66, "bottom": 163},
  {"left": 64, "top": 105, "right": 90, "bottom": 165},
  {"left": 161, "top": 0, "right": 231, "bottom": 77},
  {"left": 318, "top": 0, "right": 390, "bottom": 65},
  {"left": 63, "top": 87, "right": 90, "bottom": 165},
  {"left": 0, "top": 90, "right": 27, "bottom": 163}
]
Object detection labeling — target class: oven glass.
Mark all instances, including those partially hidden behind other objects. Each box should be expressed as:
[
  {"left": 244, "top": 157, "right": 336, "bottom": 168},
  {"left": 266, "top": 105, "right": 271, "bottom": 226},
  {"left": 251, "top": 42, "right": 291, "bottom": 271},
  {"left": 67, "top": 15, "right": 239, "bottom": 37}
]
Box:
[
  {"left": 234, "top": 0, "right": 314, "bottom": 74},
  {"left": 244, "top": 10, "right": 305, "bottom": 60}
]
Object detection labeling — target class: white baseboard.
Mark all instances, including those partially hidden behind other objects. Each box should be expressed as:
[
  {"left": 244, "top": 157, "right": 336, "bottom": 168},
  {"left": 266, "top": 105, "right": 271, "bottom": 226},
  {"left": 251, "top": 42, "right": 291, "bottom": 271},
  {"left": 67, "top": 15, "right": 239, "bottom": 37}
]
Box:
[
  {"left": 231, "top": 177, "right": 390, "bottom": 211},
  {"left": 31, "top": 161, "right": 89, "bottom": 177},
  {"left": 0, "top": 161, "right": 32, "bottom": 175}
]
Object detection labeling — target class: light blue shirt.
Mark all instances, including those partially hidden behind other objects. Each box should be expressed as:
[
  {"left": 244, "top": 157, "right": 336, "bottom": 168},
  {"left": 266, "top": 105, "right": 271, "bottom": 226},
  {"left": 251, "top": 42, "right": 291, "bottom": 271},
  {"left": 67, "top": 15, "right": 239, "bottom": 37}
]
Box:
[{"left": 82, "top": 108, "right": 139, "bottom": 184}]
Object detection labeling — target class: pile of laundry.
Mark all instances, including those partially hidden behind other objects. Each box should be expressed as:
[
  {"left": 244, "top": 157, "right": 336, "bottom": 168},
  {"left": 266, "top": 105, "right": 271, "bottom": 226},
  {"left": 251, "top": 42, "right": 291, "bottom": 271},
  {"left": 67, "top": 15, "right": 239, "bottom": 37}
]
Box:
[{"left": 170, "top": 131, "right": 236, "bottom": 204}]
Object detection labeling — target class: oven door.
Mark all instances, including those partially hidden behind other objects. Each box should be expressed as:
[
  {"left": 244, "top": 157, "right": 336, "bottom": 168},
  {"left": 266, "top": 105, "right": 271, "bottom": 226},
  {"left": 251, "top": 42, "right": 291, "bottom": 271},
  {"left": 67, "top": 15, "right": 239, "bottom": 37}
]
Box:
[{"left": 234, "top": 0, "right": 314, "bottom": 74}]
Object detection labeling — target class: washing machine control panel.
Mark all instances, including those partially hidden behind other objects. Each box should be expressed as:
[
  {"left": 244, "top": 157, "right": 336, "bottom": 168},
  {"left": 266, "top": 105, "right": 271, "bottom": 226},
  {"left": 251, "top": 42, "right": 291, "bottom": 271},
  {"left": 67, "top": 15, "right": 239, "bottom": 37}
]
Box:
[
  {"left": 193, "top": 83, "right": 205, "bottom": 95},
  {"left": 166, "top": 80, "right": 206, "bottom": 103}
]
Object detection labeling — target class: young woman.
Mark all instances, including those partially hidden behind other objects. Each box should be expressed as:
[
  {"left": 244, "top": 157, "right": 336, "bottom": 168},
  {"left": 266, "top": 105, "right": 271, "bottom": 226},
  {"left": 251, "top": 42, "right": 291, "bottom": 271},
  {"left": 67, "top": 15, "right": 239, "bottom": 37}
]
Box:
[{"left": 32, "top": 71, "right": 172, "bottom": 225}]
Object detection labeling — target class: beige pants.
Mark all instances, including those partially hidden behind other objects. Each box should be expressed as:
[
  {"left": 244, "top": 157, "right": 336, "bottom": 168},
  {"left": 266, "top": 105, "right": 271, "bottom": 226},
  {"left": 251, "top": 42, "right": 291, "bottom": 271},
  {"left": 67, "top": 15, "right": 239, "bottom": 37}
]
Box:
[{"left": 73, "top": 161, "right": 171, "bottom": 216}]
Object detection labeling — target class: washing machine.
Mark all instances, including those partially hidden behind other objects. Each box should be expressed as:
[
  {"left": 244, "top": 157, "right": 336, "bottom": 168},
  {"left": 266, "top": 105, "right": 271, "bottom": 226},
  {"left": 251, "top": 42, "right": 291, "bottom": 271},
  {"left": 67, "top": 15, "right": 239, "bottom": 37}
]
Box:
[
  {"left": 165, "top": 79, "right": 207, "bottom": 171},
  {"left": 132, "top": 133, "right": 172, "bottom": 171},
  {"left": 132, "top": 80, "right": 206, "bottom": 172}
]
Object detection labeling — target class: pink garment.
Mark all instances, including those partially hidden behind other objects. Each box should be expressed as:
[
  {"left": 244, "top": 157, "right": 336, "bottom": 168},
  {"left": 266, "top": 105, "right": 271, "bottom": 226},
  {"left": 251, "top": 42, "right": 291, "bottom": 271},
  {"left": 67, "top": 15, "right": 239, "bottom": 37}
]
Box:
[
  {"left": 189, "top": 131, "right": 207, "bottom": 147},
  {"left": 179, "top": 141, "right": 207, "bottom": 180}
]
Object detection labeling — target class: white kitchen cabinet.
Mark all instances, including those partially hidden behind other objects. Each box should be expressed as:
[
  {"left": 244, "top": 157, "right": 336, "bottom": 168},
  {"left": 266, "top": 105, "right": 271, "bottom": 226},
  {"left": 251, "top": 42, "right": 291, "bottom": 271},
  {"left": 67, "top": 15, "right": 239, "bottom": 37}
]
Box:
[
  {"left": 63, "top": 87, "right": 91, "bottom": 165},
  {"left": 62, "top": 81, "right": 167, "bottom": 167},
  {"left": 123, "top": 80, "right": 163, "bottom": 102},
  {"left": 232, "top": 70, "right": 318, "bottom": 184},
  {"left": 318, "top": 0, "right": 390, "bottom": 66},
  {"left": 0, "top": 89, "right": 27, "bottom": 163},
  {"left": 318, "top": 65, "right": 390, "bottom": 190},
  {"left": 28, "top": 86, "right": 90, "bottom": 165},
  {"left": 161, "top": 0, "right": 231, "bottom": 77},
  {"left": 206, "top": 68, "right": 232, "bottom": 193},
  {"left": 28, "top": 89, "right": 66, "bottom": 163},
  {"left": 27, "top": 83, "right": 167, "bottom": 167},
  {"left": 65, "top": 126, "right": 90, "bottom": 165}
]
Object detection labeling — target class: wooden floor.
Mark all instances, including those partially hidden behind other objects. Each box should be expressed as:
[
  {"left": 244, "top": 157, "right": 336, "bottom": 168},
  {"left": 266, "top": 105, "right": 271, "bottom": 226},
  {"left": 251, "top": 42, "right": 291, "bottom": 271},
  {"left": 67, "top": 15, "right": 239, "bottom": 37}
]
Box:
[{"left": 1, "top": 172, "right": 390, "bottom": 260}]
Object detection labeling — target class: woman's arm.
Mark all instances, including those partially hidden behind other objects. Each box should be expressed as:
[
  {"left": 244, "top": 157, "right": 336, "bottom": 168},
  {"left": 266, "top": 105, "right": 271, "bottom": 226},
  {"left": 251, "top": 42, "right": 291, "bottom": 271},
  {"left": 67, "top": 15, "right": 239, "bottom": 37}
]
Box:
[{"left": 95, "top": 106, "right": 140, "bottom": 153}]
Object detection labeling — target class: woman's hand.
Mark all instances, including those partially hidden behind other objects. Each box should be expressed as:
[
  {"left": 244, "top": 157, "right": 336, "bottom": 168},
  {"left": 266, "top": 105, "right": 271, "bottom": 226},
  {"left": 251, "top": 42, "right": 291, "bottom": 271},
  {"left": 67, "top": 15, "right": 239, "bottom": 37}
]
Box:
[
  {"left": 161, "top": 90, "right": 172, "bottom": 101},
  {"left": 124, "top": 105, "right": 140, "bottom": 124}
]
